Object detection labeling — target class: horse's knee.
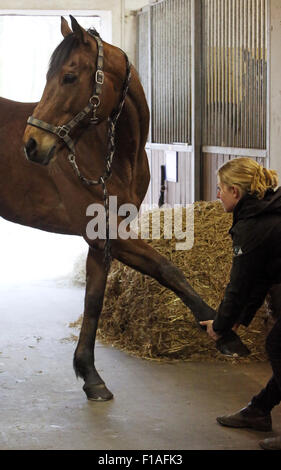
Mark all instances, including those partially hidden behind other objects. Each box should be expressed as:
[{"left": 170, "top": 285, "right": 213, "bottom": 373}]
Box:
[{"left": 158, "top": 258, "right": 177, "bottom": 280}]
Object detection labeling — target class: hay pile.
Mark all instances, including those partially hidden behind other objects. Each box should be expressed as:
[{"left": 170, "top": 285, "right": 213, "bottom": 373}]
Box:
[{"left": 71, "top": 201, "right": 273, "bottom": 363}]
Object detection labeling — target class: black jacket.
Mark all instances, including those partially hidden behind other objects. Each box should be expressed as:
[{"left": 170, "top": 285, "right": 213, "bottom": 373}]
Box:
[{"left": 213, "top": 187, "right": 281, "bottom": 334}]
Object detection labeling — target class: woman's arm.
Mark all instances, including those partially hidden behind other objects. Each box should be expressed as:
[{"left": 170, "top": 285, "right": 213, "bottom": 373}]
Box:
[{"left": 212, "top": 248, "right": 269, "bottom": 335}]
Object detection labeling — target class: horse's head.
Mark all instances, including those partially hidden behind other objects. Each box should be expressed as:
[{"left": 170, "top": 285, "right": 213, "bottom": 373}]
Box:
[{"left": 23, "top": 16, "right": 128, "bottom": 165}]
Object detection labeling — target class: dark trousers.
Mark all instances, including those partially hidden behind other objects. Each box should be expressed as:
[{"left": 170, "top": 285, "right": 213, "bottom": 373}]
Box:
[{"left": 251, "top": 315, "right": 281, "bottom": 413}]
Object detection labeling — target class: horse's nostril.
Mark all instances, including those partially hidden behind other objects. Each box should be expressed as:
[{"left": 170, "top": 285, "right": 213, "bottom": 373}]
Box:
[
  {"left": 26, "top": 137, "right": 37, "bottom": 152},
  {"left": 25, "top": 137, "right": 37, "bottom": 159}
]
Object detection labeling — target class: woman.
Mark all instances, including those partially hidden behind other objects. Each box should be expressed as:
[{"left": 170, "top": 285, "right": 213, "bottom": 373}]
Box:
[{"left": 200, "top": 157, "right": 281, "bottom": 450}]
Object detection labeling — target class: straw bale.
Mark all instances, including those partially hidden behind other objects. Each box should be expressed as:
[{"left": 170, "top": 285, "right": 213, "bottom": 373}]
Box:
[{"left": 71, "top": 201, "right": 274, "bottom": 363}]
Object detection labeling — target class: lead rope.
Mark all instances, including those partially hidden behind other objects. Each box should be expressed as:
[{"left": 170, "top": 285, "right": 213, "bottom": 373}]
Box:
[{"left": 67, "top": 53, "right": 131, "bottom": 270}]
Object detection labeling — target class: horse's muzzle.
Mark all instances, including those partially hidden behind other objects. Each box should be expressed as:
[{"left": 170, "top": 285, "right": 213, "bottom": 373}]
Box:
[{"left": 24, "top": 137, "right": 56, "bottom": 165}]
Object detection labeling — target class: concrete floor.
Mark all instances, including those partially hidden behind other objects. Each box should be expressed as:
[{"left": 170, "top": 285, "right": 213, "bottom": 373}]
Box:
[{"left": 0, "top": 280, "right": 280, "bottom": 451}]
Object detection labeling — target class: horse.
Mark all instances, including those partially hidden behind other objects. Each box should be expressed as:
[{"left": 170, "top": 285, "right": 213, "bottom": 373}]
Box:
[{"left": 20, "top": 16, "right": 250, "bottom": 401}]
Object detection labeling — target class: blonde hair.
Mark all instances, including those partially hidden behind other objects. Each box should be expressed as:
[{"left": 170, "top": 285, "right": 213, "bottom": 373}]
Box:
[{"left": 217, "top": 157, "right": 278, "bottom": 199}]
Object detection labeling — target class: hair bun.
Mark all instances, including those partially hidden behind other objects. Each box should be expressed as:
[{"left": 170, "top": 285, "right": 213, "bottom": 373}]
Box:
[
  {"left": 250, "top": 166, "right": 278, "bottom": 199},
  {"left": 217, "top": 157, "right": 278, "bottom": 200}
]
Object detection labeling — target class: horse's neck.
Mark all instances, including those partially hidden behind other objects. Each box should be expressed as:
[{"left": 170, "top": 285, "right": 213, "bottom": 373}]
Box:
[{"left": 125, "top": 65, "right": 150, "bottom": 148}]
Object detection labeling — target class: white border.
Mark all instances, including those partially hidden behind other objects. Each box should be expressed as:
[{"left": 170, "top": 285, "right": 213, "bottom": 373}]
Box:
[
  {"left": 146, "top": 143, "right": 192, "bottom": 153},
  {"left": 202, "top": 146, "right": 267, "bottom": 158}
]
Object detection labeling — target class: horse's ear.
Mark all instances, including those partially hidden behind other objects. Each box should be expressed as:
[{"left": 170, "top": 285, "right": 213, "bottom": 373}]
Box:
[
  {"left": 70, "top": 15, "right": 89, "bottom": 45},
  {"left": 61, "top": 17, "right": 72, "bottom": 37}
]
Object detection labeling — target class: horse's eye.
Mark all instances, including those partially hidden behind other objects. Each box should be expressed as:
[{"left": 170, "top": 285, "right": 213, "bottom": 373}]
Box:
[{"left": 63, "top": 74, "right": 77, "bottom": 85}]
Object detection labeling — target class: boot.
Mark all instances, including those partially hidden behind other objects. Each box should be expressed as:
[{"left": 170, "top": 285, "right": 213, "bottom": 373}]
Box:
[
  {"left": 216, "top": 404, "right": 272, "bottom": 432},
  {"left": 259, "top": 435, "right": 281, "bottom": 450}
]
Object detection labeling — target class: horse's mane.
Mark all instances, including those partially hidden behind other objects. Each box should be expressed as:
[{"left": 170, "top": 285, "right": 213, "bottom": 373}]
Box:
[
  {"left": 47, "top": 33, "right": 80, "bottom": 80},
  {"left": 47, "top": 28, "right": 100, "bottom": 80}
]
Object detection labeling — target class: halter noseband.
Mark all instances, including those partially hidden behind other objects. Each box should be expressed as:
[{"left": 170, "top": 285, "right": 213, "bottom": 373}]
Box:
[{"left": 27, "top": 31, "right": 106, "bottom": 155}]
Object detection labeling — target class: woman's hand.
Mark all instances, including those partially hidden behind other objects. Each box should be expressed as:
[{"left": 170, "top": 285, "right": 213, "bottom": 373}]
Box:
[
  {"left": 232, "top": 323, "right": 240, "bottom": 332},
  {"left": 199, "top": 320, "right": 221, "bottom": 341},
  {"left": 200, "top": 320, "right": 240, "bottom": 341}
]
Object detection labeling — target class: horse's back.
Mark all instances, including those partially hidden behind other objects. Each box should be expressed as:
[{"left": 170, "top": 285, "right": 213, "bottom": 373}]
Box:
[{"left": 0, "top": 97, "right": 36, "bottom": 127}]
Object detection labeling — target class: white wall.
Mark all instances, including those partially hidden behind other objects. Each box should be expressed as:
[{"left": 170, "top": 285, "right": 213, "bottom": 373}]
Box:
[
  {"left": 124, "top": 0, "right": 148, "bottom": 64},
  {"left": 269, "top": 0, "right": 281, "bottom": 179},
  {"left": 0, "top": 0, "right": 148, "bottom": 63},
  {"left": 0, "top": 0, "right": 121, "bottom": 45}
]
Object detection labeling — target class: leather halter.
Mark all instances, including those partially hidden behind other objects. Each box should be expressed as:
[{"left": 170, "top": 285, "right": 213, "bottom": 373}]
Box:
[{"left": 27, "top": 31, "right": 106, "bottom": 155}]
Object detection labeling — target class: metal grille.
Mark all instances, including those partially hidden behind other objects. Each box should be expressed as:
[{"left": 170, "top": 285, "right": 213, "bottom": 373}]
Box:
[
  {"left": 150, "top": 0, "right": 192, "bottom": 144},
  {"left": 137, "top": 7, "right": 150, "bottom": 108},
  {"left": 202, "top": 0, "right": 268, "bottom": 149}
]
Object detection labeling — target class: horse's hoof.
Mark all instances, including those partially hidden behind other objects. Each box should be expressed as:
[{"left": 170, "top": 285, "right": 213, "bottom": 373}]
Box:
[
  {"left": 216, "top": 330, "right": 250, "bottom": 357},
  {"left": 83, "top": 383, "right": 114, "bottom": 401}
]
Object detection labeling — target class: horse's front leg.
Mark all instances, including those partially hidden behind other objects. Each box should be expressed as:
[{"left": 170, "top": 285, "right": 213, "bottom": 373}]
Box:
[
  {"left": 110, "top": 237, "right": 249, "bottom": 356},
  {"left": 73, "top": 247, "right": 113, "bottom": 401},
  {"left": 110, "top": 238, "right": 215, "bottom": 320}
]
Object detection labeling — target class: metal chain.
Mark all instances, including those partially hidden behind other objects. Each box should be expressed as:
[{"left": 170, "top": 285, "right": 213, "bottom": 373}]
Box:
[
  {"left": 67, "top": 54, "right": 131, "bottom": 269},
  {"left": 68, "top": 55, "right": 131, "bottom": 186}
]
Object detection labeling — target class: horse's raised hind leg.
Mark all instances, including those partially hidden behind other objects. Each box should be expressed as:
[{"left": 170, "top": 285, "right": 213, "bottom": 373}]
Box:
[
  {"left": 73, "top": 247, "right": 113, "bottom": 401},
  {"left": 109, "top": 237, "right": 250, "bottom": 357}
]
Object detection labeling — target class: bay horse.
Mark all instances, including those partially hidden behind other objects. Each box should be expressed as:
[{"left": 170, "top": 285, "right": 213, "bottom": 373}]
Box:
[{"left": 20, "top": 16, "right": 249, "bottom": 401}]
